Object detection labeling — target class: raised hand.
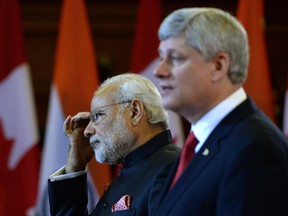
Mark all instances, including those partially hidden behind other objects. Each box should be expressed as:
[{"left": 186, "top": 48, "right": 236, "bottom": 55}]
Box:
[{"left": 63, "top": 112, "right": 94, "bottom": 173}]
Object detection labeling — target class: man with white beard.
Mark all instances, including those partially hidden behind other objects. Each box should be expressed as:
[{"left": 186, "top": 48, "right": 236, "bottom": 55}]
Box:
[{"left": 48, "top": 73, "right": 180, "bottom": 216}]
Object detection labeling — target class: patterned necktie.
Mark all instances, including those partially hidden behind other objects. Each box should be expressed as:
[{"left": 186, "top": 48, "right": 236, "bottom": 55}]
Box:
[{"left": 170, "top": 132, "right": 199, "bottom": 188}]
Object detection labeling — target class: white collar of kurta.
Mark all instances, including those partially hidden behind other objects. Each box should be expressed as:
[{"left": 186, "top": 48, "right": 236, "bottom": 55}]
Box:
[{"left": 192, "top": 87, "right": 247, "bottom": 153}]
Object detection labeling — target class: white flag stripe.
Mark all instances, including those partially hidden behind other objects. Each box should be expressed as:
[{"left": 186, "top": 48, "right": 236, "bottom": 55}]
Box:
[
  {"left": 0, "top": 63, "right": 39, "bottom": 169},
  {"left": 37, "top": 86, "right": 99, "bottom": 215},
  {"left": 37, "top": 85, "right": 68, "bottom": 196}
]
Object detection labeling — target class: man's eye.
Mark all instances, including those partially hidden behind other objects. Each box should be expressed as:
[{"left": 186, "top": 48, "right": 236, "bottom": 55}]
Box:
[
  {"left": 91, "top": 113, "right": 104, "bottom": 124},
  {"left": 170, "top": 56, "right": 182, "bottom": 62},
  {"left": 94, "top": 113, "right": 102, "bottom": 120}
]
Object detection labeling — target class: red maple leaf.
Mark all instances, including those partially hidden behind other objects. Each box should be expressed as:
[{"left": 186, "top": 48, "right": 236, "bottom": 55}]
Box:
[{"left": 0, "top": 118, "right": 40, "bottom": 215}]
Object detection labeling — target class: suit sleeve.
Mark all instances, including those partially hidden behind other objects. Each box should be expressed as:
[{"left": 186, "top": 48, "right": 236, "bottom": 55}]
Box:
[{"left": 48, "top": 173, "right": 89, "bottom": 216}]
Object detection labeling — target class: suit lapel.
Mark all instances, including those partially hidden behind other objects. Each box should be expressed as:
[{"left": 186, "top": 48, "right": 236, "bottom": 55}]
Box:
[
  {"left": 159, "top": 131, "right": 222, "bottom": 214},
  {"left": 155, "top": 98, "right": 258, "bottom": 215}
]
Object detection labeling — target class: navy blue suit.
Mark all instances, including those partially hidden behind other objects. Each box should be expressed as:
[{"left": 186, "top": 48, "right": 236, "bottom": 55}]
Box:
[
  {"left": 48, "top": 130, "right": 180, "bottom": 216},
  {"left": 150, "top": 98, "right": 288, "bottom": 216}
]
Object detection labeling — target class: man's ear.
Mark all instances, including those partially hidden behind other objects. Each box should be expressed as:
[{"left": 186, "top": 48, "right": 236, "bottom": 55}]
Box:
[
  {"left": 211, "top": 52, "right": 230, "bottom": 82},
  {"left": 130, "top": 99, "right": 144, "bottom": 126}
]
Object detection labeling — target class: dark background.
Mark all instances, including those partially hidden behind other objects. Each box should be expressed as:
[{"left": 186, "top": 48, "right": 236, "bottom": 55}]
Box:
[{"left": 19, "top": 0, "right": 288, "bottom": 145}]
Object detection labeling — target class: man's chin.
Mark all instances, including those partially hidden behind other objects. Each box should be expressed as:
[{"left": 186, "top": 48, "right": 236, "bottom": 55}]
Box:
[
  {"left": 95, "top": 153, "right": 118, "bottom": 165},
  {"left": 94, "top": 155, "right": 104, "bottom": 164},
  {"left": 94, "top": 151, "right": 106, "bottom": 164},
  {"left": 163, "top": 101, "right": 179, "bottom": 112}
]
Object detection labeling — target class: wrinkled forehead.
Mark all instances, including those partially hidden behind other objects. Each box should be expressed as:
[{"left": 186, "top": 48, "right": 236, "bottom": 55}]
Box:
[
  {"left": 158, "top": 33, "right": 189, "bottom": 54},
  {"left": 91, "top": 87, "right": 116, "bottom": 110}
]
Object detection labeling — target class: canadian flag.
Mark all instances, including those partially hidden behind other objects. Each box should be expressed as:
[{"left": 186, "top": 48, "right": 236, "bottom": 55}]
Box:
[
  {"left": 0, "top": 0, "right": 40, "bottom": 215},
  {"left": 36, "top": 0, "right": 111, "bottom": 215},
  {"left": 237, "top": 0, "right": 276, "bottom": 122},
  {"left": 130, "top": 0, "right": 184, "bottom": 147}
]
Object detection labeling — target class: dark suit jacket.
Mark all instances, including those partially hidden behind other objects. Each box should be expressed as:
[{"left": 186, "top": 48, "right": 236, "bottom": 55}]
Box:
[
  {"left": 48, "top": 130, "right": 180, "bottom": 216},
  {"left": 150, "top": 98, "right": 288, "bottom": 216}
]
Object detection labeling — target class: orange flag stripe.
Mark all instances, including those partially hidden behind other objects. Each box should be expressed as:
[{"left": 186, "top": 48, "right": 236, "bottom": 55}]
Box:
[
  {"left": 54, "top": 0, "right": 98, "bottom": 115},
  {"left": 53, "top": 0, "right": 111, "bottom": 195},
  {"left": 237, "top": 0, "right": 276, "bottom": 122}
]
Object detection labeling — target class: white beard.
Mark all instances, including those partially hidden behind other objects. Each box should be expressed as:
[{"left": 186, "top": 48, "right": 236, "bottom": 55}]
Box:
[{"left": 94, "top": 113, "right": 136, "bottom": 165}]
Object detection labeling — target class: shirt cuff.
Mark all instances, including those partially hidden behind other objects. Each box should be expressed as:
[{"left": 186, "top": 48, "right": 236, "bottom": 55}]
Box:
[{"left": 49, "top": 165, "right": 87, "bottom": 182}]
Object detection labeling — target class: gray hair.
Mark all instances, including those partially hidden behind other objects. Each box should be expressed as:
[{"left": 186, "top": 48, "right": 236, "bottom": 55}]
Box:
[
  {"left": 95, "top": 73, "right": 169, "bottom": 128},
  {"left": 158, "top": 8, "right": 249, "bottom": 84}
]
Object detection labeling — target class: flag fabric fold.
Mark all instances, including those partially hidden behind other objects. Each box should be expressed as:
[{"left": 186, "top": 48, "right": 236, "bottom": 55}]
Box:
[
  {"left": 131, "top": 0, "right": 184, "bottom": 147},
  {"left": 36, "top": 0, "right": 111, "bottom": 214},
  {"left": 237, "top": 0, "right": 276, "bottom": 122},
  {"left": 0, "top": 0, "right": 40, "bottom": 215}
]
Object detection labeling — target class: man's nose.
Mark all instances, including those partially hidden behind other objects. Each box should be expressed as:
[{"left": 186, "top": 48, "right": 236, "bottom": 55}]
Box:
[
  {"left": 84, "top": 121, "right": 95, "bottom": 138},
  {"left": 153, "top": 60, "right": 171, "bottom": 78}
]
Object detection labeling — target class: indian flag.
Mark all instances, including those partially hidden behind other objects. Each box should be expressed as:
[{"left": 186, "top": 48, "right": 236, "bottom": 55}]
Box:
[{"left": 36, "top": 0, "right": 111, "bottom": 215}]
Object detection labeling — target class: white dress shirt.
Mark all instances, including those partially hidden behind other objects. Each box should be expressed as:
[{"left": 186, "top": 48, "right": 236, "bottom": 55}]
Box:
[
  {"left": 50, "top": 166, "right": 86, "bottom": 182},
  {"left": 192, "top": 88, "right": 247, "bottom": 153}
]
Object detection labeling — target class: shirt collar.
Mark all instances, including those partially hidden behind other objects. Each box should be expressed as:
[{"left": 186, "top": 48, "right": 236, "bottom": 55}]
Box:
[
  {"left": 122, "top": 130, "right": 173, "bottom": 167},
  {"left": 192, "top": 88, "right": 247, "bottom": 152}
]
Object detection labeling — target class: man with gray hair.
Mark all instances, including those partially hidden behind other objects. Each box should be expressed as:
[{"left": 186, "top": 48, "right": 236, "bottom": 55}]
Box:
[
  {"left": 48, "top": 73, "right": 180, "bottom": 215},
  {"left": 151, "top": 7, "right": 288, "bottom": 216}
]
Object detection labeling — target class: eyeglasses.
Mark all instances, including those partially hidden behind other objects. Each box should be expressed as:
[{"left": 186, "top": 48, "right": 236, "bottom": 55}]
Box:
[{"left": 90, "top": 100, "right": 132, "bottom": 125}]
